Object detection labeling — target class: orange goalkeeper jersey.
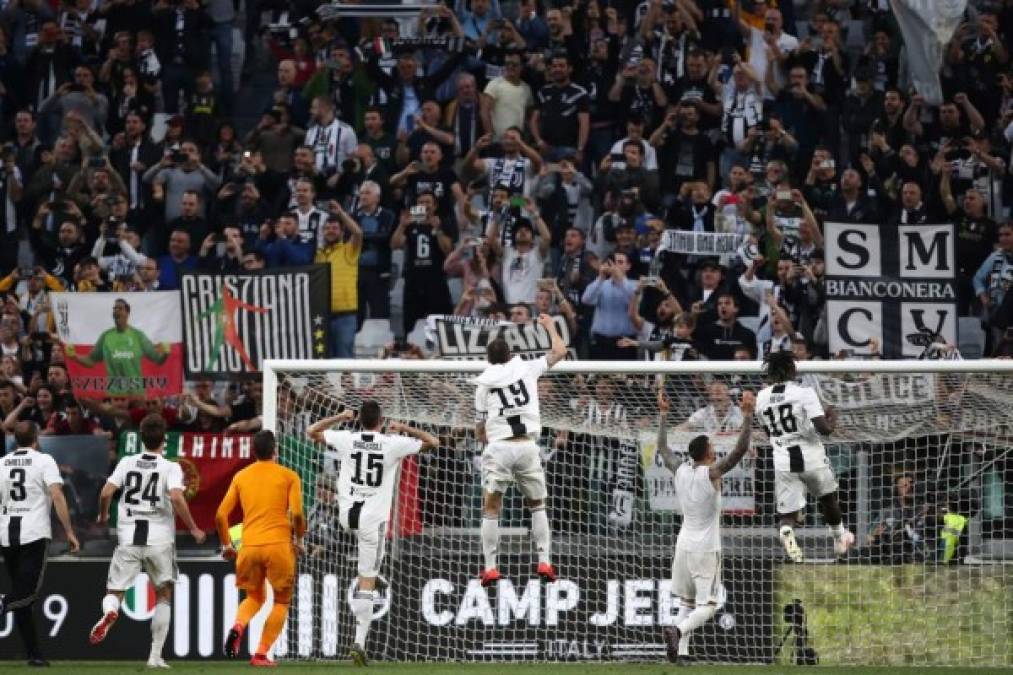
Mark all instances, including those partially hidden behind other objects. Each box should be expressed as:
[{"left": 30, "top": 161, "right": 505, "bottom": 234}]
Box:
[{"left": 216, "top": 460, "right": 305, "bottom": 547}]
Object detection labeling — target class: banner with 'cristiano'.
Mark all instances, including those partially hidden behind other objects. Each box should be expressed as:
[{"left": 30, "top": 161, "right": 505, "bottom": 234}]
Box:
[{"left": 180, "top": 266, "right": 330, "bottom": 379}]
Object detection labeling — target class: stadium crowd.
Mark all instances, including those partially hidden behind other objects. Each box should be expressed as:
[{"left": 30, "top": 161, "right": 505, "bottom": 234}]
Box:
[{"left": 0, "top": 0, "right": 1007, "bottom": 550}]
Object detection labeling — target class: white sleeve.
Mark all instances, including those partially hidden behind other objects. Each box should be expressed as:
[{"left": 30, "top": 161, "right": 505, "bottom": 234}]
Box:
[
  {"left": 106, "top": 458, "right": 127, "bottom": 487},
  {"left": 685, "top": 408, "right": 706, "bottom": 429},
  {"left": 526, "top": 356, "right": 549, "bottom": 378},
  {"left": 42, "top": 456, "right": 63, "bottom": 487},
  {"left": 800, "top": 387, "right": 825, "bottom": 420},
  {"left": 392, "top": 436, "right": 424, "bottom": 460},
  {"left": 474, "top": 385, "right": 488, "bottom": 417},
  {"left": 165, "top": 461, "right": 184, "bottom": 492},
  {"left": 323, "top": 429, "right": 350, "bottom": 450}
]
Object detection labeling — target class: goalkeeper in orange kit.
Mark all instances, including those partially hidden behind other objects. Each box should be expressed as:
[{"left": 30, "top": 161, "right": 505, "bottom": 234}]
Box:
[{"left": 216, "top": 430, "right": 305, "bottom": 667}]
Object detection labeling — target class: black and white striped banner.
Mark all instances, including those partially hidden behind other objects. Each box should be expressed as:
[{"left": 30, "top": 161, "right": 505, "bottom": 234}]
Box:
[{"left": 180, "top": 266, "right": 331, "bottom": 378}]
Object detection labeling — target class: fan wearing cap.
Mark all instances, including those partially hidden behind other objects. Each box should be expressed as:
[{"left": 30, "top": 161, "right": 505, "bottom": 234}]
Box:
[
  {"left": 486, "top": 198, "right": 551, "bottom": 304},
  {"left": 680, "top": 257, "right": 725, "bottom": 323}
]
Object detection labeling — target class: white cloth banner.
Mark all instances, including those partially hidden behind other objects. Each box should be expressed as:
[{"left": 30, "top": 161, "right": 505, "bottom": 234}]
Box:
[{"left": 659, "top": 230, "right": 749, "bottom": 256}]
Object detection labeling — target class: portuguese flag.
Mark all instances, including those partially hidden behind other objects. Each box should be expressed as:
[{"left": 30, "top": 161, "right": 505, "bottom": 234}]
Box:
[{"left": 117, "top": 431, "right": 256, "bottom": 531}]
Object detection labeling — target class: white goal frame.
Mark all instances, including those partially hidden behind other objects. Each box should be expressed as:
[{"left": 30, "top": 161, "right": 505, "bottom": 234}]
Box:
[
  {"left": 262, "top": 358, "right": 1013, "bottom": 433},
  {"left": 261, "top": 358, "right": 1013, "bottom": 665}
]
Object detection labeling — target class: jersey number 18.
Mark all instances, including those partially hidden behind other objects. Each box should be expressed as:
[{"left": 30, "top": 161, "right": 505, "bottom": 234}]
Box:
[{"left": 762, "top": 404, "right": 798, "bottom": 438}]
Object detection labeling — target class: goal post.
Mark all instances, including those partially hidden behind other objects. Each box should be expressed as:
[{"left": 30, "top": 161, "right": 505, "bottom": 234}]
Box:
[{"left": 262, "top": 358, "right": 1013, "bottom": 666}]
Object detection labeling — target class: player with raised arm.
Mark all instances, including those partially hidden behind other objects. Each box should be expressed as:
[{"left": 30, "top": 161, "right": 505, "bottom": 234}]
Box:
[
  {"left": 474, "top": 313, "right": 567, "bottom": 587},
  {"left": 217, "top": 430, "right": 305, "bottom": 667},
  {"left": 90, "top": 414, "right": 205, "bottom": 669},
  {"left": 306, "top": 401, "right": 439, "bottom": 667},
  {"left": 755, "top": 350, "right": 854, "bottom": 562},
  {"left": 0, "top": 421, "right": 79, "bottom": 666},
  {"left": 656, "top": 391, "right": 755, "bottom": 664}
]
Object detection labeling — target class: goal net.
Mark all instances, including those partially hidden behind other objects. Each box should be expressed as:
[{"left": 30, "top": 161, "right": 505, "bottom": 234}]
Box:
[{"left": 262, "top": 358, "right": 1011, "bottom": 666}]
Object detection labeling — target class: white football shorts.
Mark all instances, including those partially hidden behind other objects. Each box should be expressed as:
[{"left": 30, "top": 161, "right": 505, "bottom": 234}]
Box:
[{"left": 481, "top": 439, "right": 547, "bottom": 500}]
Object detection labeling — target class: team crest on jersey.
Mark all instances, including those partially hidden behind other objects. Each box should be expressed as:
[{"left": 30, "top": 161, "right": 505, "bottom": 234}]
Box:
[
  {"left": 175, "top": 457, "right": 200, "bottom": 501},
  {"left": 122, "top": 573, "right": 157, "bottom": 621}
]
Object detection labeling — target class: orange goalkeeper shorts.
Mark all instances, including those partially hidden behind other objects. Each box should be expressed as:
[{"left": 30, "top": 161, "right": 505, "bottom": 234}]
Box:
[{"left": 235, "top": 543, "right": 295, "bottom": 602}]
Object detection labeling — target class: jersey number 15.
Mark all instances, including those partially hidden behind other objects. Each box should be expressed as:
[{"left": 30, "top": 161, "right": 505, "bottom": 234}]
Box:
[{"left": 350, "top": 452, "right": 383, "bottom": 487}]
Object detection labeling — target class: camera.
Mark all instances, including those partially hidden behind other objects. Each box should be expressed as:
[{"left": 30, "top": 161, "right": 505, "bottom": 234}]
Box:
[
  {"left": 171, "top": 149, "right": 187, "bottom": 163},
  {"left": 820, "top": 159, "right": 835, "bottom": 170},
  {"left": 757, "top": 119, "right": 770, "bottom": 132},
  {"left": 89, "top": 156, "right": 106, "bottom": 169},
  {"left": 721, "top": 47, "right": 737, "bottom": 66},
  {"left": 764, "top": 20, "right": 776, "bottom": 33},
  {"left": 0, "top": 143, "right": 15, "bottom": 162},
  {"left": 776, "top": 190, "right": 793, "bottom": 202},
  {"left": 409, "top": 205, "right": 427, "bottom": 224},
  {"left": 642, "top": 276, "right": 661, "bottom": 287}
]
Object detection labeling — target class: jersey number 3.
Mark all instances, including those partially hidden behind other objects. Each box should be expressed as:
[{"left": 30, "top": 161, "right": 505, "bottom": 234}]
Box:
[
  {"left": 350, "top": 452, "right": 383, "bottom": 487},
  {"left": 762, "top": 404, "right": 798, "bottom": 438},
  {"left": 7, "top": 468, "right": 26, "bottom": 501},
  {"left": 124, "top": 471, "right": 161, "bottom": 507},
  {"left": 492, "top": 381, "right": 530, "bottom": 411}
]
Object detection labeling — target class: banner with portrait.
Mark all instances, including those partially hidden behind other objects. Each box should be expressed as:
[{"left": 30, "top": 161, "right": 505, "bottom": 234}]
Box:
[{"left": 52, "top": 292, "right": 183, "bottom": 399}]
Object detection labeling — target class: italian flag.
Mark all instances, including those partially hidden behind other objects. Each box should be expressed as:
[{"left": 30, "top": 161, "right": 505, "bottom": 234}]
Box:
[
  {"left": 117, "top": 432, "right": 256, "bottom": 531},
  {"left": 122, "top": 574, "right": 157, "bottom": 621}
]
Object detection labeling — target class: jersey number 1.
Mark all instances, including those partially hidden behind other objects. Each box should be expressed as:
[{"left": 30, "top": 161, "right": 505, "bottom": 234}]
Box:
[
  {"left": 762, "top": 404, "right": 798, "bottom": 437},
  {"left": 350, "top": 452, "right": 383, "bottom": 487},
  {"left": 124, "top": 471, "right": 161, "bottom": 507}
]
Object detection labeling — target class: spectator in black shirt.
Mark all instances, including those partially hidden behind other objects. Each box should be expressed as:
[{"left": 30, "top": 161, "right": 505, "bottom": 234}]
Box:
[
  {"left": 608, "top": 57, "right": 668, "bottom": 133},
  {"left": 651, "top": 102, "right": 716, "bottom": 196},
  {"left": 941, "top": 173, "right": 997, "bottom": 314},
  {"left": 693, "top": 292, "right": 756, "bottom": 360},
  {"left": 364, "top": 47, "right": 466, "bottom": 137},
  {"left": 391, "top": 192, "right": 457, "bottom": 336},
  {"left": 531, "top": 53, "right": 590, "bottom": 164},
  {"left": 391, "top": 141, "right": 464, "bottom": 222},
  {"left": 827, "top": 168, "right": 880, "bottom": 224},
  {"left": 668, "top": 50, "right": 722, "bottom": 130}
]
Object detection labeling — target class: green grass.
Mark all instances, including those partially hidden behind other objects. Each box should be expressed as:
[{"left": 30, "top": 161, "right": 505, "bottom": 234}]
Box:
[
  {"left": 774, "top": 565, "right": 1013, "bottom": 667},
  {"left": 1, "top": 664, "right": 1010, "bottom": 674}
]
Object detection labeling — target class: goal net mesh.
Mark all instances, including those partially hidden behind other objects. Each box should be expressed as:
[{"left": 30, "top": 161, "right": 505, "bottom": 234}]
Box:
[{"left": 265, "top": 363, "right": 1011, "bottom": 666}]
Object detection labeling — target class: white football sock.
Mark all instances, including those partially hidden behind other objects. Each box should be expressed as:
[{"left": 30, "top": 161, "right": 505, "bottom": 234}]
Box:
[
  {"left": 481, "top": 517, "right": 499, "bottom": 570},
  {"left": 677, "top": 604, "right": 716, "bottom": 635},
  {"left": 829, "top": 522, "right": 846, "bottom": 539},
  {"left": 350, "top": 591, "right": 373, "bottom": 648},
  {"left": 675, "top": 603, "right": 693, "bottom": 655},
  {"left": 102, "top": 594, "right": 120, "bottom": 615},
  {"left": 149, "top": 602, "right": 171, "bottom": 660},
  {"left": 530, "top": 507, "right": 551, "bottom": 566}
]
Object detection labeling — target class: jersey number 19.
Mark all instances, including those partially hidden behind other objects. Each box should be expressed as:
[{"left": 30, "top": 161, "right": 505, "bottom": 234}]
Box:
[{"left": 492, "top": 381, "right": 530, "bottom": 412}]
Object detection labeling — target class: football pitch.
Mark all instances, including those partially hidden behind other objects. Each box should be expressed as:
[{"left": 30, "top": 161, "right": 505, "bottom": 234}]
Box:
[{"left": 1, "top": 663, "right": 1010, "bottom": 674}]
